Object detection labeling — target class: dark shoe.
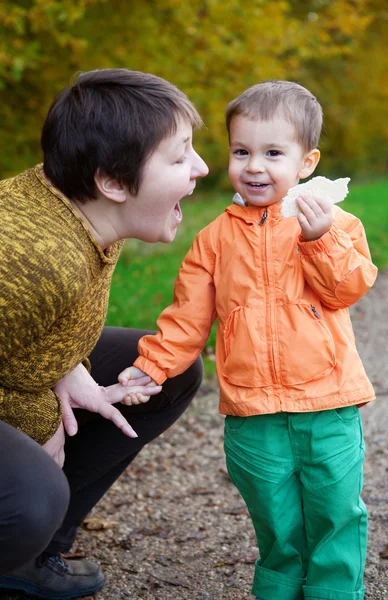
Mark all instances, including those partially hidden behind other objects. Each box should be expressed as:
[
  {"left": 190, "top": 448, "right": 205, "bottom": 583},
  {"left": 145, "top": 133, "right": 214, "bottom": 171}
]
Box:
[{"left": 0, "top": 552, "right": 104, "bottom": 599}]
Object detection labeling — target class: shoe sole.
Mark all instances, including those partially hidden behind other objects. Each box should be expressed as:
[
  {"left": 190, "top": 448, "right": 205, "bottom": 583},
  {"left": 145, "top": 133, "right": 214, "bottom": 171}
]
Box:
[{"left": 0, "top": 575, "right": 105, "bottom": 600}]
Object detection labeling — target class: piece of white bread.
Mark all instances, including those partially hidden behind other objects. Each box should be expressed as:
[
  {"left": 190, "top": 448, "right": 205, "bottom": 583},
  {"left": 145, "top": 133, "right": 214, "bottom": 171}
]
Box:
[{"left": 281, "top": 176, "right": 351, "bottom": 218}]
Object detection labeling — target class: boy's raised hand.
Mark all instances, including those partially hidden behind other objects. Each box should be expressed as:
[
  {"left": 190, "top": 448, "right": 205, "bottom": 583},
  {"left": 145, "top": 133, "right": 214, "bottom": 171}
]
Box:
[
  {"left": 296, "top": 193, "right": 334, "bottom": 241},
  {"left": 119, "top": 366, "right": 159, "bottom": 406}
]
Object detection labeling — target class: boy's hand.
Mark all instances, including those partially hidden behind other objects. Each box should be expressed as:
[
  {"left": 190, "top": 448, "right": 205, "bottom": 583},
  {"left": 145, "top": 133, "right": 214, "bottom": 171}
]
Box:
[
  {"left": 119, "top": 366, "right": 159, "bottom": 406},
  {"left": 296, "top": 193, "right": 334, "bottom": 241}
]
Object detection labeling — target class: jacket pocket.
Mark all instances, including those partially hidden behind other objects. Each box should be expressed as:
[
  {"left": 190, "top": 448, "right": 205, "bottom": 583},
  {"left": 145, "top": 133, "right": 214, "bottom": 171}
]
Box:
[
  {"left": 222, "top": 306, "right": 271, "bottom": 387},
  {"left": 277, "top": 301, "right": 336, "bottom": 386}
]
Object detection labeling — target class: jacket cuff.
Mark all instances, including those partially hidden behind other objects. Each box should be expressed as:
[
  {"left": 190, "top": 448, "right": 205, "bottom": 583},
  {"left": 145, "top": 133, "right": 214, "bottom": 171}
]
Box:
[
  {"left": 133, "top": 356, "right": 168, "bottom": 385},
  {"left": 297, "top": 225, "right": 339, "bottom": 256}
]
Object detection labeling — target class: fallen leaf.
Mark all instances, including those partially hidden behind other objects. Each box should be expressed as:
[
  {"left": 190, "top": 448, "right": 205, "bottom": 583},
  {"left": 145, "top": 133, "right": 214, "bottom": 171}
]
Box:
[
  {"left": 213, "top": 559, "right": 238, "bottom": 567},
  {"left": 379, "top": 543, "right": 388, "bottom": 559},
  {"left": 82, "top": 518, "right": 118, "bottom": 531}
]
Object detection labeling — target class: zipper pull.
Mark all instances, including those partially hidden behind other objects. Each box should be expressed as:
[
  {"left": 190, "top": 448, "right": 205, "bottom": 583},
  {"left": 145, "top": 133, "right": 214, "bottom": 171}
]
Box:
[
  {"left": 311, "top": 305, "right": 321, "bottom": 318},
  {"left": 259, "top": 209, "right": 268, "bottom": 226}
]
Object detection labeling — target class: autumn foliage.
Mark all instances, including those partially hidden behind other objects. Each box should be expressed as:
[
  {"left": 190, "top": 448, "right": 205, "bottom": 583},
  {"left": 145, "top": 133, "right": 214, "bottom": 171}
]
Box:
[{"left": 0, "top": 0, "right": 387, "bottom": 179}]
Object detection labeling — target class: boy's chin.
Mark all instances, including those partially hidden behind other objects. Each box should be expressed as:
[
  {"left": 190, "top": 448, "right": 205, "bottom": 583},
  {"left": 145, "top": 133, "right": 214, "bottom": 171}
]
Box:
[{"left": 246, "top": 198, "right": 282, "bottom": 207}]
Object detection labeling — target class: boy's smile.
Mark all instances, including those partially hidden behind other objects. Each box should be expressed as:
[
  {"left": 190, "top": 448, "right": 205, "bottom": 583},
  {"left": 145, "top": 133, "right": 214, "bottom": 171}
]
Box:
[{"left": 228, "top": 115, "right": 317, "bottom": 207}]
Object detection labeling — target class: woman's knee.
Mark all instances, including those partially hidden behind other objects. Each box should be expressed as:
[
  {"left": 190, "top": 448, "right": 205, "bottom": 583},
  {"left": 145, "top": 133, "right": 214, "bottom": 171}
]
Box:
[
  {"left": 0, "top": 422, "right": 70, "bottom": 568},
  {"left": 0, "top": 463, "right": 69, "bottom": 570},
  {"left": 21, "top": 465, "right": 70, "bottom": 538}
]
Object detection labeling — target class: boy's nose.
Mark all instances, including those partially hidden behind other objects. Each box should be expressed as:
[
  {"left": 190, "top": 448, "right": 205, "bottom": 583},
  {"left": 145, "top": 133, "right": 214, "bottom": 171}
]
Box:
[{"left": 247, "top": 156, "right": 264, "bottom": 173}]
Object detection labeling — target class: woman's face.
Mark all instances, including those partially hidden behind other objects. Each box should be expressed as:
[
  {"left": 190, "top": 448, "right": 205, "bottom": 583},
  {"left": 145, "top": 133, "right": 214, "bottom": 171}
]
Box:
[{"left": 128, "top": 118, "right": 209, "bottom": 243}]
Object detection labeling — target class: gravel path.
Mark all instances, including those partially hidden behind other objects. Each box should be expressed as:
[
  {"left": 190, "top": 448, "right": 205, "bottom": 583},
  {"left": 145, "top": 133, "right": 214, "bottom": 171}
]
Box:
[{"left": 1, "top": 273, "right": 388, "bottom": 600}]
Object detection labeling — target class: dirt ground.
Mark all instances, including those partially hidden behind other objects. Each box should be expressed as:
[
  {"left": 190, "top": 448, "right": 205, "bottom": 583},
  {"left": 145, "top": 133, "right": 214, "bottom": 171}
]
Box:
[{"left": 2, "top": 273, "right": 388, "bottom": 600}]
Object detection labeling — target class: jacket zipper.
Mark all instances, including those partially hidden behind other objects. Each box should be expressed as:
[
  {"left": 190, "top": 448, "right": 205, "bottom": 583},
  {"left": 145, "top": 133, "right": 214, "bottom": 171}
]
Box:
[
  {"left": 259, "top": 209, "right": 268, "bottom": 226},
  {"left": 311, "top": 305, "right": 321, "bottom": 318},
  {"left": 259, "top": 209, "right": 278, "bottom": 386}
]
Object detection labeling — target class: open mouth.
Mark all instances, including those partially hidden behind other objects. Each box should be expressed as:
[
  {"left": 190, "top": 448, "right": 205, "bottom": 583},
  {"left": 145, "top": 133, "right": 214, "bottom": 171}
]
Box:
[
  {"left": 247, "top": 182, "right": 269, "bottom": 189},
  {"left": 174, "top": 202, "right": 182, "bottom": 223}
]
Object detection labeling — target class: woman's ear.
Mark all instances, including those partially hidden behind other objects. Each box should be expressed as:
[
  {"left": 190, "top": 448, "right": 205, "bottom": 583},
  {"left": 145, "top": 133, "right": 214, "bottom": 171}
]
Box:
[
  {"left": 94, "top": 169, "right": 127, "bottom": 203},
  {"left": 298, "top": 149, "right": 320, "bottom": 180}
]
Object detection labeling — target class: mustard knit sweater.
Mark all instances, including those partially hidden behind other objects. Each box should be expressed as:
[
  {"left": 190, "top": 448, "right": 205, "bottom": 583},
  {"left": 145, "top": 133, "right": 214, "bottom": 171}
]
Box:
[{"left": 0, "top": 166, "right": 123, "bottom": 444}]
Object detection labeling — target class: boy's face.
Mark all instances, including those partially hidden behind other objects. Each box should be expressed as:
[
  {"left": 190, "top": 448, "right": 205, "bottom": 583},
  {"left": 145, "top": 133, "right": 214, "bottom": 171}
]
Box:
[
  {"left": 228, "top": 115, "right": 317, "bottom": 207},
  {"left": 126, "top": 118, "right": 209, "bottom": 243}
]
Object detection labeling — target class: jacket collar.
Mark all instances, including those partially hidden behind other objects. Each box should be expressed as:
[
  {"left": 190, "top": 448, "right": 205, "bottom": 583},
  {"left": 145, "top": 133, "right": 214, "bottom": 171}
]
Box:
[{"left": 226, "top": 194, "right": 283, "bottom": 224}]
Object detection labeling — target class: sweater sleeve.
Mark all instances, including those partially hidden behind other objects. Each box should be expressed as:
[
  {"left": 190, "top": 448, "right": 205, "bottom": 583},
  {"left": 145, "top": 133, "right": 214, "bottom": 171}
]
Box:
[
  {"left": 134, "top": 230, "right": 217, "bottom": 384},
  {"left": 297, "top": 208, "right": 377, "bottom": 308}
]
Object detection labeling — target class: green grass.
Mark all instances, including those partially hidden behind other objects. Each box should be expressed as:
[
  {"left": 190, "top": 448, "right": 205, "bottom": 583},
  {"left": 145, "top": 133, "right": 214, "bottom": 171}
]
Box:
[
  {"left": 107, "top": 178, "right": 388, "bottom": 376},
  {"left": 341, "top": 179, "right": 388, "bottom": 267}
]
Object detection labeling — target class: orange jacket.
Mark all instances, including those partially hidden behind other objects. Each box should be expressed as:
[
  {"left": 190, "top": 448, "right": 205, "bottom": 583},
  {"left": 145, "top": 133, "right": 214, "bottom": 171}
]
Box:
[{"left": 134, "top": 202, "right": 377, "bottom": 415}]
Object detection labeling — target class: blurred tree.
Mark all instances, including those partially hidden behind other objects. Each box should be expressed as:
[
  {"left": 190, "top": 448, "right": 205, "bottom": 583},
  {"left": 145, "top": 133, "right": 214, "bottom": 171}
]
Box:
[
  {"left": 0, "top": 0, "right": 104, "bottom": 174},
  {"left": 0, "top": 0, "right": 385, "bottom": 180},
  {"left": 302, "top": 0, "right": 388, "bottom": 177},
  {"left": 82, "top": 0, "right": 373, "bottom": 179}
]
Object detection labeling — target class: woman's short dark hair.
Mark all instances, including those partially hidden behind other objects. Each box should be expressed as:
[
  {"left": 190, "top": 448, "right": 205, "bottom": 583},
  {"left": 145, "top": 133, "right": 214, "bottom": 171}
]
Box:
[{"left": 41, "top": 69, "right": 203, "bottom": 202}]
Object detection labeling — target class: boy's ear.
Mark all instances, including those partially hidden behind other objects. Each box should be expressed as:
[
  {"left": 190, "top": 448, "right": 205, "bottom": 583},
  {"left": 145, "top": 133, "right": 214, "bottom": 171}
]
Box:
[
  {"left": 298, "top": 149, "right": 320, "bottom": 180},
  {"left": 94, "top": 169, "right": 127, "bottom": 203}
]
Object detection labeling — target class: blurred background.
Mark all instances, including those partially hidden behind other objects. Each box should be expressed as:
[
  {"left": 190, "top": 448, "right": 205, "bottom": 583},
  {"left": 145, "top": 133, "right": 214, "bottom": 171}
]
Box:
[
  {"left": 1, "top": 0, "right": 387, "bottom": 373},
  {"left": 1, "top": 0, "right": 387, "bottom": 180}
]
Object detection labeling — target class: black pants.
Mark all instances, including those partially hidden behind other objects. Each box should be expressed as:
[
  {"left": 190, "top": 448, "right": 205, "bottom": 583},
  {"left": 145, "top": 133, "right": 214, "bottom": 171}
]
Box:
[
  {"left": 0, "top": 421, "right": 70, "bottom": 571},
  {"left": 0, "top": 327, "right": 203, "bottom": 566}
]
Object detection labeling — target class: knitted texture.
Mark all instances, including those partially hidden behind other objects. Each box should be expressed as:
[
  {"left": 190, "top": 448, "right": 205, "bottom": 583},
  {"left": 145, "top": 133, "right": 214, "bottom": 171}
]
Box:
[{"left": 0, "top": 167, "right": 123, "bottom": 444}]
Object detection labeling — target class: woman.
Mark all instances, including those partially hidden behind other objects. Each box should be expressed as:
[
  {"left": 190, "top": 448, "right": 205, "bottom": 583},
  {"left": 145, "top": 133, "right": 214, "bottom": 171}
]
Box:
[{"left": 0, "top": 68, "right": 208, "bottom": 599}]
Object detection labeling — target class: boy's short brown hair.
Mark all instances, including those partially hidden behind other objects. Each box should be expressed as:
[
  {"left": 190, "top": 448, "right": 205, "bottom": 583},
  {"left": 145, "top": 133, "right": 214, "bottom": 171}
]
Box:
[
  {"left": 226, "top": 80, "right": 322, "bottom": 152},
  {"left": 42, "top": 68, "right": 203, "bottom": 202}
]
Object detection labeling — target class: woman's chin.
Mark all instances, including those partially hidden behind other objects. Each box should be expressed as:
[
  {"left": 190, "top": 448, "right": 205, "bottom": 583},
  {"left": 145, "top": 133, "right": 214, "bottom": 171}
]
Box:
[
  {"left": 162, "top": 212, "right": 182, "bottom": 242},
  {"left": 161, "top": 226, "right": 178, "bottom": 244}
]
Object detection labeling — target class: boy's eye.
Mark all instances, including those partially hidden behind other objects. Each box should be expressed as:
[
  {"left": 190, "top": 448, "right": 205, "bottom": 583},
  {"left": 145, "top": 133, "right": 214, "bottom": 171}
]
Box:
[
  {"left": 233, "top": 149, "right": 248, "bottom": 156},
  {"left": 176, "top": 156, "right": 186, "bottom": 164},
  {"left": 267, "top": 150, "right": 282, "bottom": 157}
]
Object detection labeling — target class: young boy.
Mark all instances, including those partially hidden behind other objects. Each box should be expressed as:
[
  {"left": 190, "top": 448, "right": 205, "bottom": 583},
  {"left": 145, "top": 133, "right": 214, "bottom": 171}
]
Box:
[{"left": 120, "top": 80, "right": 377, "bottom": 600}]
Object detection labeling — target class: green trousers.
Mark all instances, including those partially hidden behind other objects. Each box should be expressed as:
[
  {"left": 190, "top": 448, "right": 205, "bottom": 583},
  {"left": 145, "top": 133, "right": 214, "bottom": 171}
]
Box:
[{"left": 224, "top": 406, "right": 367, "bottom": 600}]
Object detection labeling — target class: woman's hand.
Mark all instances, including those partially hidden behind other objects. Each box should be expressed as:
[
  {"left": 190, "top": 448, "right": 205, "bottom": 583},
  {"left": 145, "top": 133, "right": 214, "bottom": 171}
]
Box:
[
  {"left": 296, "top": 193, "right": 334, "bottom": 241},
  {"left": 54, "top": 363, "right": 162, "bottom": 438},
  {"left": 118, "top": 366, "right": 159, "bottom": 405},
  {"left": 42, "top": 422, "right": 66, "bottom": 468}
]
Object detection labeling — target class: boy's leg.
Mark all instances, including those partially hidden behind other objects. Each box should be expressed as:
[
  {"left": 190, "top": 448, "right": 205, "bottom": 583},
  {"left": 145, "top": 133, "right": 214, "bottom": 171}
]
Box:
[
  {"left": 297, "top": 407, "right": 367, "bottom": 600},
  {"left": 46, "top": 326, "right": 203, "bottom": 553},
  {"left": 224, "top": 414, "right": 307, "bottom": 600}
]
